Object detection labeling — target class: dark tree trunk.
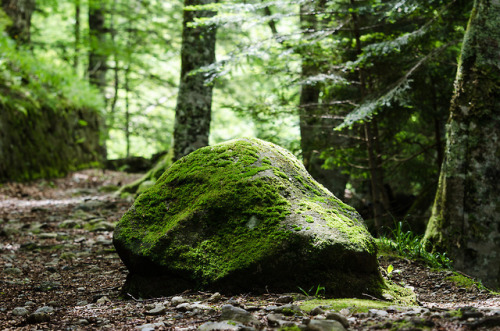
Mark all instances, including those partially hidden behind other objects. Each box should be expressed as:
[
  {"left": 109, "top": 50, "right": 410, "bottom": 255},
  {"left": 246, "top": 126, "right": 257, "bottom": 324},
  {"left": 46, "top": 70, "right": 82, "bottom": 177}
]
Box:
[
  {"left": 424, "top": 0, "right": 500, "bottom": 290},
  {"left": 298, "top": 1, "right": 348, "bottom": 200},
  {"left": 73, "top": 0, "right": 81, "bottom": 69},
  {"left": 1, "top": 0, "right": 35, "bottom": 45},
  {"left": 350, "top": 1, "right": 390, "bottom": 231},
  {"left": 88, "top": 0, "right": 108, "bottom": 93},
  {"left": 173, "top": 0, "right": 217, "bottom": 161}
]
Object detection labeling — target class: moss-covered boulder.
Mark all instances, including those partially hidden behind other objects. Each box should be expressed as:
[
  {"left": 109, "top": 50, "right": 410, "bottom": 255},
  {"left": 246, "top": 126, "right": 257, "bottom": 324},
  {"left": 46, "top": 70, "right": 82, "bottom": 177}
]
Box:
[{"left": 113, "top": 138, "right": 384, "bottom": 298}]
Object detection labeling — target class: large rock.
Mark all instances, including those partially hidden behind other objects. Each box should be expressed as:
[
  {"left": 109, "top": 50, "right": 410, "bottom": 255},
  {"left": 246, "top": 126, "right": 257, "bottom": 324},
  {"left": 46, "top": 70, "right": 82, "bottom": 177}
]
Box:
[{"left": 113, "top": 138, "right": 384, "bottom": 298}]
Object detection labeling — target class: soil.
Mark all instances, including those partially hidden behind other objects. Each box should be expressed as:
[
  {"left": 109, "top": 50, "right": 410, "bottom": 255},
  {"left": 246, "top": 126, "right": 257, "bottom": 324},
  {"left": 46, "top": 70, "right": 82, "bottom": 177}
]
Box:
[{"left": 0, "top": 169, "right": 499, "bottom": 330}]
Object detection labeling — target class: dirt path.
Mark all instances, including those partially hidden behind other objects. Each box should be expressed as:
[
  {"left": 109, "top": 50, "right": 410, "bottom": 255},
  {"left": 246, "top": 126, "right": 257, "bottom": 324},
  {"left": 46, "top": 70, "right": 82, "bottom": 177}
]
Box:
[{"left": 0, "top": 170, "right": 499, "bottom": 330}]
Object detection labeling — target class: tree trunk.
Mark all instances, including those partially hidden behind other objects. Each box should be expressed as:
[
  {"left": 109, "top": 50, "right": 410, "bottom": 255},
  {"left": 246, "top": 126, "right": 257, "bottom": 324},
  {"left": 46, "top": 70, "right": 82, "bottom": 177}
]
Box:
[
  {"left": 1, "top": 0, "right": 35, "bottom": 45},
  {"left": 350, "top": 1, "right": 390, "bottom": 231},
  {"left": 424, "top": 0, "right": 500, "bottom": 290},
  {"left": 173, "top": 0, "right": 217, "bottom": 161},
  {"left": 298, "top": 1, "right": 348, "bottom": 199},
  {"left": 88, "top": 0, "right": 108, "bottom": 93},
  {"left": 73, "top": 0, "right": 81, "bottom": 69}
]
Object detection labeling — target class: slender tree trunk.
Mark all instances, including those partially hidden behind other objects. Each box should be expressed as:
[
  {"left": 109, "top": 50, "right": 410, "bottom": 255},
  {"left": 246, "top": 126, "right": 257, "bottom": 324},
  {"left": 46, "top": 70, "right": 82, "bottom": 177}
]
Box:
[
  {"left": 88, "top": 0, "right": 108, "bottom": 94},
  {"left": 1, "top": 0, "right": 35, "bottom": 45},
  {"left": 173, "top": 0, "right": 217, "bottom": 161},
  {"left": 350, "top": 1, "right": 390, "bottom": 231},
  {"left": 298, "top": 1, "right": 348, "bottom": 199},
  {"left": 73, "top": 0, "right": 81, "bottom": 69},
  {"left": 424, "top": 0, "right": 500, "bottom": 289},
  {"left": 125, "top": 65, "right": 130, "bottom": 158}
]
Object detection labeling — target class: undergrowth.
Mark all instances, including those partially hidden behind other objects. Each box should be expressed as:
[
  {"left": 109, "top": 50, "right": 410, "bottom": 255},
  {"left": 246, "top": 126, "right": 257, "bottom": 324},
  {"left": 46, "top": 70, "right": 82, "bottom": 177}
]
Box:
[{"left": 377, "top": 221, "right": 453, "bottom": 269}]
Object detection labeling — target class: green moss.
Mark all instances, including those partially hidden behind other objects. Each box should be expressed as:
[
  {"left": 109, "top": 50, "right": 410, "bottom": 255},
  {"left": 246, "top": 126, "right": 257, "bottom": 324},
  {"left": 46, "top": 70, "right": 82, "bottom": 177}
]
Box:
[
  {"left": 117, "top": 139, "right": 294, "bottom": 282},
  {"left": 115, "top": 138, "right": 382, "bottom": 297},
  {"left": 305, "top": 216, "right": 314, "bottom": 223},
  {"left": 300, "top": 280, "right": 416, "bottom": 313},
  {"left": 300, "top": 298, "right": 395, "bottom": 313}
]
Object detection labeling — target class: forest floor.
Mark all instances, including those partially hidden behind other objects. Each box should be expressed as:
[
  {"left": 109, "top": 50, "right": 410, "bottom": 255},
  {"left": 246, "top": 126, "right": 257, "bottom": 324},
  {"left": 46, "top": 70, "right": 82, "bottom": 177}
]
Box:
[{"left": 1, "top": 169, "right": 499, "bottom": 331}]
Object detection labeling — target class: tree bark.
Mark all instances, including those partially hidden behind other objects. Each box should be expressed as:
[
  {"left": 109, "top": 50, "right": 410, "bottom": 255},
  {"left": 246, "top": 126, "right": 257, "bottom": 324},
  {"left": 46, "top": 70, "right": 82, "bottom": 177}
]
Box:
[
  {"left": 173, "top": 0, "right": 217, "bottom": 161},
  {"left": 73, "top": 0, "right": 81, "bottom": 69},
  {"left": 424, "top": 0, "right": 500, "bottom": 289},
  {"left": 88, "top": 0, "right": 108, "bottom": 93},
  {"left": 1, "top": 0, "right": 35, "bottom": 45}
]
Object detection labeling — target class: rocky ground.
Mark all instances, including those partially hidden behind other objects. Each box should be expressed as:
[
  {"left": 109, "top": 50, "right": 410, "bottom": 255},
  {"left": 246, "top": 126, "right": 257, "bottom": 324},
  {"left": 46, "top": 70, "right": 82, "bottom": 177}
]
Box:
[{"left": 0, "top": 169, "right": 499, "bottom": 330}]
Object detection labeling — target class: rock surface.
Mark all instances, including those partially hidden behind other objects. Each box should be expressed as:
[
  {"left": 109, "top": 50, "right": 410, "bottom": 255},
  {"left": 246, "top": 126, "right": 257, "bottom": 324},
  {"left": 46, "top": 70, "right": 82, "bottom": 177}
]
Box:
[{"left": 113, "top": 138, "right": 382, "bottom": 298}]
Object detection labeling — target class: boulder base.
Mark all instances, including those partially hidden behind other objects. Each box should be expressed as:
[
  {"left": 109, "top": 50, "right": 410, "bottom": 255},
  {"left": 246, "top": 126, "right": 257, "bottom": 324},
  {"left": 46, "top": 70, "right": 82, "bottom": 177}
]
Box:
[{"left": 113, "top": 138, "right": 384, "bottom": 298}]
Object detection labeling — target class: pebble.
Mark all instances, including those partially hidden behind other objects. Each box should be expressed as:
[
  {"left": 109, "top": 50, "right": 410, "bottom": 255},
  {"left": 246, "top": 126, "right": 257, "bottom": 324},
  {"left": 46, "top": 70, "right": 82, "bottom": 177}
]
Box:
[
  {"left": 369, "top": 309, "right": 389, "bottom": 317},
  {"left": 97, "top": 296, "right": 112, "bottom": 305},
  {"left": 3, "top": 267, "right": 23, "bottom": 276},
  {"left": 39, "top": 232, "right": 58, "bottom": 239},
  {"left": 326, "top": 311, "right": 349, "bottom": 328},
  {"left": 35, "top": 306, "right": 54, "bottom": 314},
  {"left": 171, "top": 296, "right": 186, "bottom": 305},
  {"left": 310, "top": 306, "right": 326, "bottom": 316},
  {"left": 12, "top": 307, "right": 29, "bottom": 316},
  {"left": 208, "top": 292, "right": 222, "bottom": 302},
  {"left": 307, "top": 319, "right": 346, "bottom": 331},
  {"left": 221, "top": 304, "right": 261, "bottom": 326},
  {"left": 276, "top": 295, "right": 294, "bottom": 304},
  {"left": 135, "top": 321, "right": 165, "bottom": 330},
  {"left": 145, "top": 304, "right": 166, "bottom": 316},
  {"left": 198, "top": 321, "right": 241, "bottom": 330},
  {"left": 267, "top": 313, "right": 285, "bottom": 327},
  {"left": 276, "top": 304, "right": 303, "bottom": 316}
]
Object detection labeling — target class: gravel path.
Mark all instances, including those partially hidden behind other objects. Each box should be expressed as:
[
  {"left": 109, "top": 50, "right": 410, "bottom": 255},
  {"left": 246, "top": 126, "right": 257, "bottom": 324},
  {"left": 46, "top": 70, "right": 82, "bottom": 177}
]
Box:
[{"left": 0, "top": 170, "right": 499, "bottom": 330}]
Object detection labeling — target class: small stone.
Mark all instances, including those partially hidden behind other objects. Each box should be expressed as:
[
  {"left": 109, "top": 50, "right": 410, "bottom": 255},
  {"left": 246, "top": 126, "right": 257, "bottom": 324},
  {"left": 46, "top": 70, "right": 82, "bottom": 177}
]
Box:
[
  {"left": 278, "top": 304, "right": 303, "bottom": 316},
  {"left": 35, "top": 281, "right": 61, "bottom": 292},
  {"left": 145, "top": 304, "right": 166, "bottom": 316},
  {"left": 135, "top": 322, "right": 165, "bottom": 330},
  {"left": 76, "top": 300, "right": 88, "bottom": 306},
  {"left": 59, "top": 219, "right": 81, "bottom": 229},
  {"left": 24, "top": 301, "right": 36, "bottom": 307},
  {"left": 339, "top": 308, "right": 350, "bottom": 316},
  {"left": 369, "top": 309, "right": 389, "bottom": 317},
  {"left": 47, "top": 301, "right": 59, "bottom": 307},
  {"left": 171, "top": 296, "right": 186, "bottom": 305},
  {"left": 221, "top": 304, "right": 261, "bottom": 326},
  {"left": 175, "top": 303, "right": 191, "bottom": 311},
  {"left": 4, "top": 267, "right": 23, "bottom": 276},
  {"left": 208, "top": 292, "right": 222, "bottom": 302},
  {"left": 35, "top": 306, "right": 54, "bottom": 314},
  {"left": 382, "top": 293, "right": 394, "bottom": 301},
  {"left": 96, "top": 296, "right": 111, "bottom": 305},
  {"left": 310, "top": 306, "right": 326, "bottom": 316},
  {"left": 39, "top": 233, "right": 58, "bottom": 239},
  {"left": 325, "top": 312, "right": 349, "bottom": 329},
  {"left": 198, "top": 321, "right": 240, "bottom": 331},
  {"left": 12, "top": 307, "right": 29, "bottom": 316},
  {"left": 267, "top": 313, "right": 285, "bottom": 327},
  {"left": 276, "top": 295, "right": 294, "bottom": 304},
  {"left": 307, "top": 319, "right": 346, "bottom": 331},
  {"left": 191, "top": 303, "right": 214, "bottom": 314}
]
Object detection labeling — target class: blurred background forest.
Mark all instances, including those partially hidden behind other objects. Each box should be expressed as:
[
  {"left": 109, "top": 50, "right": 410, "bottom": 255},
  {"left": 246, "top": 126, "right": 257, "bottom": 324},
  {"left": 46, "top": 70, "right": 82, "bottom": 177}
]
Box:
[{"left": 0, "top": 0, "right": 473, "bottom": 234}]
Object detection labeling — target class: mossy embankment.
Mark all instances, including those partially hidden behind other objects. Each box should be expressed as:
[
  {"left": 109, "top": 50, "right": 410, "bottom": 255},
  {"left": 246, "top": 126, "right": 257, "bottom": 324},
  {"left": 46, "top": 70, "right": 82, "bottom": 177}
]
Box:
[{"left": 0, "top": 34, "right": 104, "bottom": 182}]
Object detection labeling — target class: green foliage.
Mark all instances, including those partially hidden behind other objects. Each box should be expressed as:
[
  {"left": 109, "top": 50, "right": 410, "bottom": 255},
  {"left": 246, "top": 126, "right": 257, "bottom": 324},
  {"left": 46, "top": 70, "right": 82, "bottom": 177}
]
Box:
[
  {"left": 297, "top": 284, "right": 326, "bottom": 298},
  {"left": 378, "top": 221, "right": 453, "bottom": 269},
  {"left": 0, "top": 30, "right": 104, "bottom": 113}
]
